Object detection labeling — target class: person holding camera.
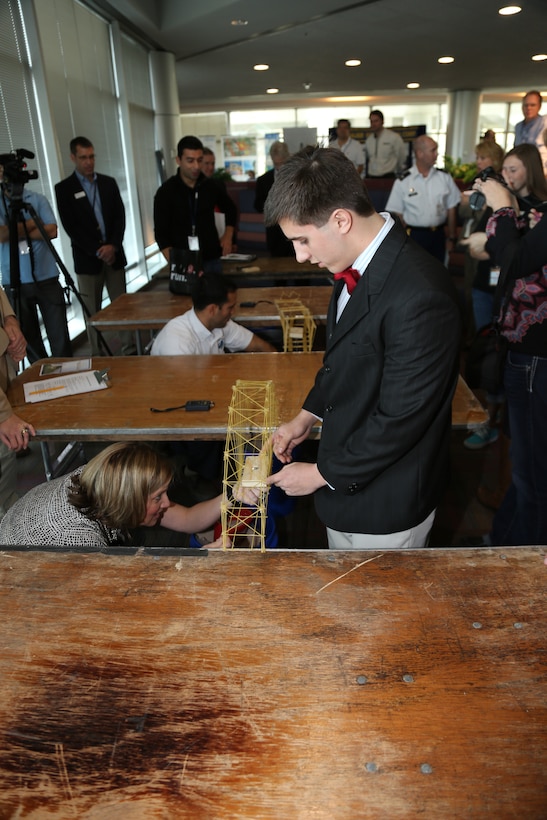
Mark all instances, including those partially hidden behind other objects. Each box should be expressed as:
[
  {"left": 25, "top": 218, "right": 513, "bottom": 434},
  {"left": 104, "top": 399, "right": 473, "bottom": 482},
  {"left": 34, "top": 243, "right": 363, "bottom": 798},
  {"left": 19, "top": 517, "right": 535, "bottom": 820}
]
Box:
[
  {"left": 458, "top": 141, "right": 505, "bottom": 452},
  {"left": 0, "top": 166, "right": 72, "bottom": 362},
  {"left": 462, "top": 166, "right": 547, "bottom": 547}
]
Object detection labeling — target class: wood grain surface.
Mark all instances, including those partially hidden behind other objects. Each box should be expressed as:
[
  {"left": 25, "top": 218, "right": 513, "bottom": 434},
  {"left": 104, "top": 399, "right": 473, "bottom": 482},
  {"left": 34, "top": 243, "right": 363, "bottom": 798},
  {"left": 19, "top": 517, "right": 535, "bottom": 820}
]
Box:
[
  {"left": 0, "top": 548, "right": 544, "bottom": 818},
  {"left": 7, "top": 354, "right": 487, "bottom": 442},
  {"left": 89, "top": 286, "right": 333, "bottom": 333},
  {"left": 6, "top": 353, "right": 325, "bottom": 441}
]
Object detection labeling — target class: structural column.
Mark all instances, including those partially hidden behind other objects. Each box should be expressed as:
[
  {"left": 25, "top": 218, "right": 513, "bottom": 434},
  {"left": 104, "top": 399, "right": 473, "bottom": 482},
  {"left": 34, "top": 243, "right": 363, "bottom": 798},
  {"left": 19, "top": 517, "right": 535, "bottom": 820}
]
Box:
[
  {"left": 446, "top": 90, "right": 482, "bottom": 163},
  {"left": 149, "top": 51, "right": 180, "bottom": 178}
]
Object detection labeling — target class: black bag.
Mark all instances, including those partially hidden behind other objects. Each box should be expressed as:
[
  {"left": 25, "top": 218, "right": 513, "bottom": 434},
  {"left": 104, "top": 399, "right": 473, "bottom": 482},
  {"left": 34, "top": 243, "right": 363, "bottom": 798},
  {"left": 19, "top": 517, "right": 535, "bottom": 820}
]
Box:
[
  {"left": 169, "top": 248, "right": 203, "bottom": 295},
  {"left": 465, "top": 322, "right": 508, "bottom": 394}
]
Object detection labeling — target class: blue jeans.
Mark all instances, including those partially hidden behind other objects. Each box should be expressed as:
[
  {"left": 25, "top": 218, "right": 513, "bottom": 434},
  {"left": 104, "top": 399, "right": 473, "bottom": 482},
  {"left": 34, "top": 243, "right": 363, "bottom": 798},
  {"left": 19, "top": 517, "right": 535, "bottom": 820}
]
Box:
[
  {"left": 490, "top": 351, "right": 547, "bottom": 546},
  {"left": 471, "top": 288, "right": 494, "bottom": 331}
]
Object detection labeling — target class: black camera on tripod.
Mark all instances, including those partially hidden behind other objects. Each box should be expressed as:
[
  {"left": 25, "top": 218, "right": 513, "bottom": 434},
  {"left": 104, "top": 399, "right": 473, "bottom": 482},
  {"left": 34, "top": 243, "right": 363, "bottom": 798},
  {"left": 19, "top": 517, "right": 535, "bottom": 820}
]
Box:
[
  {"left": 468, "top": 165, "right": 506, "bottom": 211},
  {"left": 0, "top": 148, "right": 38, "bottom": 194}
]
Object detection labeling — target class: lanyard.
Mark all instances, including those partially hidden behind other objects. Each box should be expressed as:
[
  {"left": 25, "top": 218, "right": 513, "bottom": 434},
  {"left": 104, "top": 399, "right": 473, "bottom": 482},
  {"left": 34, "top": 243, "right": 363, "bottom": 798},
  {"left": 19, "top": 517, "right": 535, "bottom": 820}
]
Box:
[{"left": 189, "top": 190, "right": 198, "bottom": 235}]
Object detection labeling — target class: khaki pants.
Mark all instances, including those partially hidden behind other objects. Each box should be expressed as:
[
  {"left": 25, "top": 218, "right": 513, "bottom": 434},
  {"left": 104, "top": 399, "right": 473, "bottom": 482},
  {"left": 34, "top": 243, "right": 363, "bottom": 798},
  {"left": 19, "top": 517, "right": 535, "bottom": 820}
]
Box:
[{"left": 327, "top": 510, "right": 436, "bottom": 550}]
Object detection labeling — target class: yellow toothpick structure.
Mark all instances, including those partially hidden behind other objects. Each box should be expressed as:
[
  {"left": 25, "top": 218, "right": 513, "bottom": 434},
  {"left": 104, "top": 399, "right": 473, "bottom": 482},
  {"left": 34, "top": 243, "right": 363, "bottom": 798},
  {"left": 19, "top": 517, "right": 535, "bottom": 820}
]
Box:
[
  {"left": 275, "top": 295, "right": 317, "bottom": 352},
  {"left": 221, "top": 380, "right": 276, "bottom": 551}
]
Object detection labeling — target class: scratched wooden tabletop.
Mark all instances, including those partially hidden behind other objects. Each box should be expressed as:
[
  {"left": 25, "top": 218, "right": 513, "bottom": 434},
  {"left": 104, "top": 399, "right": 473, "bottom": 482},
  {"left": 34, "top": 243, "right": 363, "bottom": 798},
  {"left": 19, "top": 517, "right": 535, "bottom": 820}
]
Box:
[
  {"left": 89, "top": 286, "right": 333, "bottom": 332},
  {"left": 0, "top": 548, "right": 544, "bottom": 818},
  {"left": 7, "top": 354, "right": 486, "bottom": 441}
]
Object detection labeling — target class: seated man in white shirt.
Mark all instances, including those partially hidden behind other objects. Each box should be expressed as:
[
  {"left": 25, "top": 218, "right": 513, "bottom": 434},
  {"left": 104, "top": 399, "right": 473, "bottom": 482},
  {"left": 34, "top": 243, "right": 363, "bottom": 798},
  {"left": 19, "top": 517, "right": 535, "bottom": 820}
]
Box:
[
  {"left": 151, "top": 273, "right": 275, "bottom": 356},
  {"left": 151, "top": 273, "right": 275, "bottom": 489}
]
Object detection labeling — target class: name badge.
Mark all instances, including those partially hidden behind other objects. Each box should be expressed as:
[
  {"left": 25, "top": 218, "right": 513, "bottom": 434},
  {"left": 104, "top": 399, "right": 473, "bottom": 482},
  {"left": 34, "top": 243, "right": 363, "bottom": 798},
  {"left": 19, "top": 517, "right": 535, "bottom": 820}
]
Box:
[
  {"left": 188, "top": 235, "right": 200, "bottom": 251},
  {"left": 18, "top": 239, "right": 30, "bottom": 255},
  {"left": 489, "top": 266, "right": 501, "bottom": 286},
  {"left": 74, "top": 191, "right": 86, "bottom": 199}
]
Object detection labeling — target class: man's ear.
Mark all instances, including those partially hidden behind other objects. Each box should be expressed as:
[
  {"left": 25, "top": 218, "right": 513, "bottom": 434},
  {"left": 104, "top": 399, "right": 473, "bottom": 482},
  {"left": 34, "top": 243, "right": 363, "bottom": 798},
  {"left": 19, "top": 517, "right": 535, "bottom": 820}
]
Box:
[
  {"left": 203, "top": 302, "right": 217, "bottom": 317},
  {"left": 331, "top": 208, "right": 353, "bottom": 236}
]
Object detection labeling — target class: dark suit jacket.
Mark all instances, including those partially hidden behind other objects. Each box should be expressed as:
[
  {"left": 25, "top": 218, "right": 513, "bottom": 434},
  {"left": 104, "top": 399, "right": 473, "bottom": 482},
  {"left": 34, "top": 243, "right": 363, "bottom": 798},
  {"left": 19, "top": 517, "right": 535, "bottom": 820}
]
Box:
[
  {"left": 55, "top": 172, "right": 127, "bottom": 274},
  {"left": 303, "top": 220, "right": 461, "bottom": 534},
  {"left": 254, "top": 169, "right": 294, "bottom": 257}
]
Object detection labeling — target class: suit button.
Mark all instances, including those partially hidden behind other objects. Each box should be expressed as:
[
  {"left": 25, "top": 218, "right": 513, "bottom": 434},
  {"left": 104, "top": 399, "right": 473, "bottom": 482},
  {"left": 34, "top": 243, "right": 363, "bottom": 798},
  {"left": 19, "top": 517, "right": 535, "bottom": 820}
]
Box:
[
  {"left": 325, "top": 405, "right": 333, "bottom": 413},
  {"left": 324, "top": 366, "right": 331, "bottom": 373},
  {"left": 348, "top": 483, "right": 358, "bottom": 494}
]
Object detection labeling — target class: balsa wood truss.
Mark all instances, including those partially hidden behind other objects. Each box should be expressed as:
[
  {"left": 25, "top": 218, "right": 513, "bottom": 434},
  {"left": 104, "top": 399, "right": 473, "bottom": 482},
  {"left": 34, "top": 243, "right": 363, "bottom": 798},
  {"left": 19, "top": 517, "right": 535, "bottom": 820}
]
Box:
[{"left": 221, "top": 380, "right": 276, "bottom": 550}]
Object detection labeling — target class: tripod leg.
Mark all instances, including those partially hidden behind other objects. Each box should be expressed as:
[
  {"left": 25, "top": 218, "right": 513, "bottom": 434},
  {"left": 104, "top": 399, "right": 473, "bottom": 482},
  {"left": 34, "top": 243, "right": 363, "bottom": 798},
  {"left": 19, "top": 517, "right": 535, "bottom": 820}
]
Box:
[{"left": 16, "top": 201, "right": 113, "bottom": 356}]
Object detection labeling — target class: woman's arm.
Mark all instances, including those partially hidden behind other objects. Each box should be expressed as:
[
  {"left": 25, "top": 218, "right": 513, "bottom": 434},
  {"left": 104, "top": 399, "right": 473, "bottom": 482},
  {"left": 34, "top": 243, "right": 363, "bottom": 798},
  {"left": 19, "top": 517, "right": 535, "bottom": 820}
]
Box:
[{"left": 162, "top": 494, "right": 221, "bottom": 533}]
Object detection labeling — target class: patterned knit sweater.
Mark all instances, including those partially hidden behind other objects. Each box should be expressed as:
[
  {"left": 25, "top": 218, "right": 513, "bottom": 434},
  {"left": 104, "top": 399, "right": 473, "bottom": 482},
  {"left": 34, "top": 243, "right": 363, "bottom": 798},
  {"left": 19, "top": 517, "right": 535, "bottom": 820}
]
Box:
[{"left": 0, "top": 468, "right": 122, "bottom": 546}]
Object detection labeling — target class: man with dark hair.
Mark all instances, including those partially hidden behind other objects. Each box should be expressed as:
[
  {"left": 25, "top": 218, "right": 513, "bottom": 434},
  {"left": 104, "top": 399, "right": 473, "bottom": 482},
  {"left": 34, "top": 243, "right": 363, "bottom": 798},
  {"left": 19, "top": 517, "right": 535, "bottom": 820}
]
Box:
[
  {"left": 364, "top": 109, "right": 408, "bottom": 178},
  {"left": 514, "top": 90, "right": 547, "bottom": 175},
  {"left": 263, "top": 146, "right": 461, "bottom": 550},
  {"left": 150, "top": 273, "right": 274, "bottom": 355},
  {"left": 55, "top": 136, "right": 133, "bottom": 355},
  {"left": 328, "top": 118, "right": 364, "bottom": 175},
  {"left": 151, "top": 272, "right": 274, "bottom": 487},
  {"left": 153, "top": 136, "right": 237, "bottom": 274}
]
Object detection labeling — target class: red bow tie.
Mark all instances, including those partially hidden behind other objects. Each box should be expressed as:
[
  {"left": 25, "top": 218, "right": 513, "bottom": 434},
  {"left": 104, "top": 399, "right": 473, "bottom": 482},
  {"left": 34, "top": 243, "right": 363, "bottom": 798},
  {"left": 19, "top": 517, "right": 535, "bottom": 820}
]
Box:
[{"left": 334, "top": 267, "right": 360, "bottom": 294}]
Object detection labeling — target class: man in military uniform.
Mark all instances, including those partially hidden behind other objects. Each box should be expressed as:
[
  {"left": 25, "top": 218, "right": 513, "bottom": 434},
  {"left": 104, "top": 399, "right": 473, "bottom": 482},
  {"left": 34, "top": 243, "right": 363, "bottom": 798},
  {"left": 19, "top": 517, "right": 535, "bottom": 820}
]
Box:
[{"left": 386, "top": 135, "right": 461, "bottom": 263}]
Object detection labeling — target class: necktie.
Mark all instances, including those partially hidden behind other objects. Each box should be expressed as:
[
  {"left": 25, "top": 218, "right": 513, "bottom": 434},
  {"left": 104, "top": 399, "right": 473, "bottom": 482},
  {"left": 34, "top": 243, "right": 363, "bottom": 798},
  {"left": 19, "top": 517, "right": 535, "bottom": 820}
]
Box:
[{"left": 334, "top": 267, "right": 360, "bottom": 295}]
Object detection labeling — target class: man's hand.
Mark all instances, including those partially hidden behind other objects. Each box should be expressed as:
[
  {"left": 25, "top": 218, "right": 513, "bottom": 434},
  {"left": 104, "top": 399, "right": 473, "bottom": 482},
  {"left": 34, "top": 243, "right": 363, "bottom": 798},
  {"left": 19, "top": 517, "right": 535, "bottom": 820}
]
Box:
[
  {"left": 271, "top": 410, "right": 317, "bottom": 464},
  {"left": 266, "top": 462, "right": 326, "bottom": 497},
  {"left": 220, "top": 228, "right": 234, "bottom": 257},
  {"left": 4, "top": 315, "right": 27, "bottom": 363},
  {"left": 0, "top": 413, "right": 35, "bottom": 452},
  {"left": 97, "top": 244, "right": 117, "bottom": 266}
]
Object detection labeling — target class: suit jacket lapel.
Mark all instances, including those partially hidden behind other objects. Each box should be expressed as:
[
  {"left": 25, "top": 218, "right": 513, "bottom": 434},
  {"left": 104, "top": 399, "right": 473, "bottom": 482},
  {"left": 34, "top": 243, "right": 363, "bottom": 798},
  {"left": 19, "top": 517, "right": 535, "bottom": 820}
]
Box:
[{"left": 326, "top": 220, "right": 407, "bottom": 350}]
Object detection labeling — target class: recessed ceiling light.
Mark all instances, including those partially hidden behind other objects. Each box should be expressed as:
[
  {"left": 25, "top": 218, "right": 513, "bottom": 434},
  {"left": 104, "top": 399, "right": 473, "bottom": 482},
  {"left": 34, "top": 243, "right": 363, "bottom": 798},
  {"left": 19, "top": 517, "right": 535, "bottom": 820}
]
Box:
[
  {"left": 407, "top": 82, "right": 420, "bottom": 89},
  {"left": 345, "top": 59, "right": 361, "bottom": 67},
  {"left": 325, "top": 96, "right": 371, "bottom": 103},
  {"left": 532, "top": 54, "right": 547, "bottom": 62},
  {"left": 498, "top": 5, "right": 521, "bottom": 15},
  {"left": 254, "top": 64, "right": 269, "bottom": 71},
  {"left": 438, "top": 56, "right": 455, "bottom": 64},
  {"left": 231, "top": 19, "right": 248, "bottom": 26},
  {"left": 266, "top": 88, "right": 279, "bottom": 94}
]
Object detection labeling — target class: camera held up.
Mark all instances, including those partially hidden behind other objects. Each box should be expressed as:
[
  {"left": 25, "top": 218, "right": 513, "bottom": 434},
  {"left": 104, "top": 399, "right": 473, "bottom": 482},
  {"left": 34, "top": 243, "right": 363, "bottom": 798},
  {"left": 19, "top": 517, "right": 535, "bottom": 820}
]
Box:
[{"left": 468, "top": 165, "right": 506, "bottom": 211}]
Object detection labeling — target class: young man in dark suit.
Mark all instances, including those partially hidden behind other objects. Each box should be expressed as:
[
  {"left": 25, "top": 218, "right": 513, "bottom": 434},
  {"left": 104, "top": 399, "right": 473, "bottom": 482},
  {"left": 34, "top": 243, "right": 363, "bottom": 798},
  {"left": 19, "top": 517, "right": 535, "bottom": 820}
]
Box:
[
  {"left": 55, "top": 136, "right": 134, "bottom": 354},
  {"left": 264, "top": 146, "right": 461, "bottom": 549}
]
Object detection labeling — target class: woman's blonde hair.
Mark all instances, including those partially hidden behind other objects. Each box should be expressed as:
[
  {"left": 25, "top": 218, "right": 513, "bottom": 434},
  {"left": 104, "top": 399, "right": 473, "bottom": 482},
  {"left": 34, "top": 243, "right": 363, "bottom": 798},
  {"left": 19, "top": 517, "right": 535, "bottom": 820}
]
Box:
[
  {"left": 474, "top": 140, "right": 504, "bottom": 173},
  {"left": 68, "top": 442, "right": 174, "bottom": 530}
]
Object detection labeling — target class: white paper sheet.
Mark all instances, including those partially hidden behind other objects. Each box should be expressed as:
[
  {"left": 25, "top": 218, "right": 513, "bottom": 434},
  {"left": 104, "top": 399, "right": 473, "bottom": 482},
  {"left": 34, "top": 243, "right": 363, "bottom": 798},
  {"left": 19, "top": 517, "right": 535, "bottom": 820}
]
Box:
[{"left": 24, "top": 370, "right": 109, "bottom": 403}]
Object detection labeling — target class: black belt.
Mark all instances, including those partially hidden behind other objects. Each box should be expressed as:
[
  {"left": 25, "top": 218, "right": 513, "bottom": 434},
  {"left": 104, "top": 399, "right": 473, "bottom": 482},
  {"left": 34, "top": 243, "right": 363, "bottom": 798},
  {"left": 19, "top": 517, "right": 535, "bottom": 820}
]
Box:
[{"left": 406, "top": 225, "right": 445, "bottom": 232}]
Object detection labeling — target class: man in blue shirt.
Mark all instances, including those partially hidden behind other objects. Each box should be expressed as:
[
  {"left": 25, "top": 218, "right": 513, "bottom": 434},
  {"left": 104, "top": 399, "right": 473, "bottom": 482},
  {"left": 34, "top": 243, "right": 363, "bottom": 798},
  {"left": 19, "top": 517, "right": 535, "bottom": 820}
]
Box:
[
  {"left": 0, "top": 169, "right": 71, "bottom": 362},
  {"left": 514, "top": 90, "right": 547, "bottom": 176}
]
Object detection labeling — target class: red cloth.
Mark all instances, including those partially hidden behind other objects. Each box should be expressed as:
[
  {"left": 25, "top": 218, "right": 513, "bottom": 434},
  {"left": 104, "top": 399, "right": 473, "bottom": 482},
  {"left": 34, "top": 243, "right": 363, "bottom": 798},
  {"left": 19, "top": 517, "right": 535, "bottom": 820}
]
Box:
[{"left": 333, "top": 267, "right": 360, "bottom": 294}]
